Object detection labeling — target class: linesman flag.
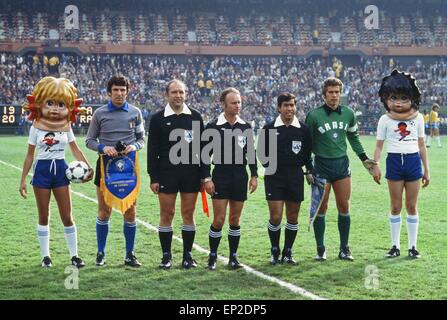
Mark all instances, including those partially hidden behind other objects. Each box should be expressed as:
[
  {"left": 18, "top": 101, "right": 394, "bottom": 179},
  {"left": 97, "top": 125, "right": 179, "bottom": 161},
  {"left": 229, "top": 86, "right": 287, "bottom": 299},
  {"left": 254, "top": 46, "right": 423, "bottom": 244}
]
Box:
[{"left": 201, "top": 190, "right": 210, "bottom": 218}]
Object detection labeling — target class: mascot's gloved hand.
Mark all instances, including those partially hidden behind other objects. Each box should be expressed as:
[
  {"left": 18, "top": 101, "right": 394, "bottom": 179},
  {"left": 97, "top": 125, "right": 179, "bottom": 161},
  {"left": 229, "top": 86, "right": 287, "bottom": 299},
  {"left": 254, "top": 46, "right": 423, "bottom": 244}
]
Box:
[{"left": 362, "top": 159, "right": 378, "bottom": 175}]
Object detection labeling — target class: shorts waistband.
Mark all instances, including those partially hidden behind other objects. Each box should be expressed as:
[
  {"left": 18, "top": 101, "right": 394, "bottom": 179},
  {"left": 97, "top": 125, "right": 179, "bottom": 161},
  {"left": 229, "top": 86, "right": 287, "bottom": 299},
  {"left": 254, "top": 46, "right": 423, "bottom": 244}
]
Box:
[
  {"left": 388, "top": 152, "right": 419, "bottom": 156},
  {"left": 315, "top": 155, "right": 348, "bottom": 161}
]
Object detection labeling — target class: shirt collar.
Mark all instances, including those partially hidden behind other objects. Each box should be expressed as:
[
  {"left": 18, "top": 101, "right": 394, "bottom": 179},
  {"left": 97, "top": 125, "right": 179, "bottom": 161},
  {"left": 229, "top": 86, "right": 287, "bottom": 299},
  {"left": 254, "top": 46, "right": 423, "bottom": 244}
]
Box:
[
  {"left": 274, "top": 116, "right": 301, "bottom": 128},
  {"left": 216, "top": 112, "right": 246, "bottom": 125},
  {"left": 164, "top": 103, "right": 192, "bottom": 117},
  {"left": 323, "top": 104, "right": 341, "bottom": 115},
  {"left": 108, "top": 101, "right": 129, "bottom": 112}
]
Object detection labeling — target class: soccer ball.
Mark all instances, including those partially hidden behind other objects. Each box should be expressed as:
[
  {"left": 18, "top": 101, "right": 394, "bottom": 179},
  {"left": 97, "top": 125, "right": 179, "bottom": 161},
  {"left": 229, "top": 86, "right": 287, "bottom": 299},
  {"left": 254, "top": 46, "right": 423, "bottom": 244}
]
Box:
[{"left": 66, "top": 160, "right": 89, "bottom": 183}]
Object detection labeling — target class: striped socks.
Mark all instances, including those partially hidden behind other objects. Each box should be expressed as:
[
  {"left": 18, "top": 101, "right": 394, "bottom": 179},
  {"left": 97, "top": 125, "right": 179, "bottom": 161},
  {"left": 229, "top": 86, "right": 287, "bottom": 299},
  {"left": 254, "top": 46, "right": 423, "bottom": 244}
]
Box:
[
  {"left": 158, "top": 225, "right": 173, "bottom": 256},
  {"left": 209, "top": 225, "right": 222, "bottom": 255},
  {"left": 407, "top": 214, "right": 419, "bottom": 250},
  {"left": 64, "top": 225, "right": 78, "bottom": 257},
  {"left": 182, "top": 224, "right": 196, "bottom": 257},
  {"left": 284, "top": 222, "right": 298, "bottom": 253},
  {"left": 389, "top": 214, "right": 401, "bottom": 249},
  {"left": 228, "top": 225, "right": 241, "bottom": 258},
  {"left": 37, "top": 224, "right": 50, "bottom": 258},
  {"left": 268, "top": 221, "right": 281, "bottom": 251}
]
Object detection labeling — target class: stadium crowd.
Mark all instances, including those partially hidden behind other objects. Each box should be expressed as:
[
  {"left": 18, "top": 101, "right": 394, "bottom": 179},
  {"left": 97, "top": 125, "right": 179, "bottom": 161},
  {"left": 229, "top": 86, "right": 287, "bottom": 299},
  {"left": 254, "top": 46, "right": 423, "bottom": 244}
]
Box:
[
  {"left": 0, "top": 0, "right": 446, "bottom": 47},
  {"left": 1, "top": 52, "right": 446, "bottom": 133}
]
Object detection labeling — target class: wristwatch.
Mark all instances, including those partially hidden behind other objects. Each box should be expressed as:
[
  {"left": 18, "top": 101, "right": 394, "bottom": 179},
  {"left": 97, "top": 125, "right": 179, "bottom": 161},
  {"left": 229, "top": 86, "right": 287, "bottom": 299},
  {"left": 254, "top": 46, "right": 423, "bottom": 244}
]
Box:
[{"left": 204, "top": 177, "right": 212, "bottom": 183}]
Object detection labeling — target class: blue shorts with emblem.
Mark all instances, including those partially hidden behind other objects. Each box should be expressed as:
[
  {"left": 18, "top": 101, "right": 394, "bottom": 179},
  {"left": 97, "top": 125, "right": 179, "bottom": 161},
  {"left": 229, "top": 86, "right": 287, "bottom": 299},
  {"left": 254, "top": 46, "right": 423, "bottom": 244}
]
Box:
[
  {"left": 385, "top": 152, "right": 422, "bottom": 182},
  {"left": 430, "top": 122, "right": 439, "bottom": 130},
  {"left": 31, "top": 159, "right": 70, "bottom": 189}
]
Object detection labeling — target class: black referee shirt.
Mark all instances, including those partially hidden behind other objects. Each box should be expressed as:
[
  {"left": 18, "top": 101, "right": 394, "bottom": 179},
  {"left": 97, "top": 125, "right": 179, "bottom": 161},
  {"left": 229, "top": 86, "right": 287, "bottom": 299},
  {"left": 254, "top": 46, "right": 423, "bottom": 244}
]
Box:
[
  {"left": 204, "top": 113, "right": 258, "bottom": 178},
  {"left": 261, "top": 116, "right": 313, "bottom": 173},
  {"left": 147, "top": 104, "right": 207, "bottom": 184}
]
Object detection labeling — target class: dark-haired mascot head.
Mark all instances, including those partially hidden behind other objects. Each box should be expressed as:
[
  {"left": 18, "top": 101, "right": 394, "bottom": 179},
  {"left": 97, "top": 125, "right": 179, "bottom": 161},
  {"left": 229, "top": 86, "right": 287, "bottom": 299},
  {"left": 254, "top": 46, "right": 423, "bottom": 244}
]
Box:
[{"left": 378, "top": 69, "right": 421, "bottom": 112}]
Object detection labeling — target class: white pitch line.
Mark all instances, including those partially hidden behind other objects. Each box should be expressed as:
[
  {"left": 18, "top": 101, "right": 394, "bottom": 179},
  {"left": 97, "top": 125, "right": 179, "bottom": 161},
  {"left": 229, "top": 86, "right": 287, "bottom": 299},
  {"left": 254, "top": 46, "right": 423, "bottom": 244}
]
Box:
[{"left": 2, "top": 159, "right": 325, "bottom": 300}]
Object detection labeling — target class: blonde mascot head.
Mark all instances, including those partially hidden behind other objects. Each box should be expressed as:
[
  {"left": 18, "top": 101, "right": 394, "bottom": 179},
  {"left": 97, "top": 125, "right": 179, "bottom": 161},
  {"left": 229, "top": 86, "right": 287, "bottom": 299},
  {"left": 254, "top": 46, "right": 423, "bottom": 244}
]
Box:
[{"left": 23, "top": 76, "right": 84, "bottom": 132}]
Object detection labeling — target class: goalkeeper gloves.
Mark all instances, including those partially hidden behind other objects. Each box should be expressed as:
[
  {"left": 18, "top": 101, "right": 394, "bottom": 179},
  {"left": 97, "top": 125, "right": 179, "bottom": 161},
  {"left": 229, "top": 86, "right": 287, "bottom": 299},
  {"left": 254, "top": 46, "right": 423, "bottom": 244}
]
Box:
[{"left": 362, "top": 158, "right": 378, "bottom": 175}]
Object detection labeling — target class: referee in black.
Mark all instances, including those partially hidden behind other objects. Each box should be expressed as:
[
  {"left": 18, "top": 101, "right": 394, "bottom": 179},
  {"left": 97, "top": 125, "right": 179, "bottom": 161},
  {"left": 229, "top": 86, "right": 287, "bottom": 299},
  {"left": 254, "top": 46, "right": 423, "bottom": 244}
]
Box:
[
  {"left": 148, "top": 79, "right": 207, "bottom": 270},
  {"left": 203, "top": 87, "right": 258, "bottom": 270},
  {"left": 261, "top": 92, "right": 313, "bottom": 265}
]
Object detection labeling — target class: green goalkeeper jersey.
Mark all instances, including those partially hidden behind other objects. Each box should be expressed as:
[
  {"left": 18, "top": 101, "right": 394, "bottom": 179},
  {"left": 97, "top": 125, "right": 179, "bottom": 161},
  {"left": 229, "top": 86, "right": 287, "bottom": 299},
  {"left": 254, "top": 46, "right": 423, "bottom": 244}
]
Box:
[{"left": 305, "top": 104, "right": 365, "bottom": 159}]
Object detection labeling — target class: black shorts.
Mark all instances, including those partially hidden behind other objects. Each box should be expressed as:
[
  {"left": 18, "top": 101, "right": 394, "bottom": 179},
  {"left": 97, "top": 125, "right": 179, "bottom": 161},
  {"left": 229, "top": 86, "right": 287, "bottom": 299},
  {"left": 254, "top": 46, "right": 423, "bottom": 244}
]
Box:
[
  {"left": 211, "top": 166, "right": 248, "bottom": 202},
  {"left": 158, "top": 165, "right": 201, "bottom": 193},
  {"left": 94, "top": 157, "right": 101, "bottom": 187},
  {"left": 314, "top": 155, "right": 351, "bottom": 183},
  {"left": 264, "top": 166, "right": 304, "bottom": 202}
]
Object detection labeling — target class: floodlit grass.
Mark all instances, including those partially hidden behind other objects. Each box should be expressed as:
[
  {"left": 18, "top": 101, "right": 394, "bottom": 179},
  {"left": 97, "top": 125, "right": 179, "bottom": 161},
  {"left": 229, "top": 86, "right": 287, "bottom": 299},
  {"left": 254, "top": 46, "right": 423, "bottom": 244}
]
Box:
[{"left": 0, "top": 135, "right": 446, "bottom": 300}]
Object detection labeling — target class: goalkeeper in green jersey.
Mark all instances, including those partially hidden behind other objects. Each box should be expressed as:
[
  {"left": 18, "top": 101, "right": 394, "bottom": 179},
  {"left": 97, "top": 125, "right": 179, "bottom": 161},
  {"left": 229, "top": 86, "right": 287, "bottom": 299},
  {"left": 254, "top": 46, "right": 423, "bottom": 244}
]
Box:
[{"left": 305, "top": 77, "right": 379, "bottom": 261}]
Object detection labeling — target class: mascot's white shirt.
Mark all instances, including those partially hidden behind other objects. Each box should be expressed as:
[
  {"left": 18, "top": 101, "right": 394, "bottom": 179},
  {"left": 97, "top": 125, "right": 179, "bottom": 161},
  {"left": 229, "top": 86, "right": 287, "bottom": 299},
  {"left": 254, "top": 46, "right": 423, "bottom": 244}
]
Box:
[
  {"left": 376, "top": 113, "right": 424, "bottom": 154},
  {"left": 28, "top": 126, "right": 75, "bottom": 160}
]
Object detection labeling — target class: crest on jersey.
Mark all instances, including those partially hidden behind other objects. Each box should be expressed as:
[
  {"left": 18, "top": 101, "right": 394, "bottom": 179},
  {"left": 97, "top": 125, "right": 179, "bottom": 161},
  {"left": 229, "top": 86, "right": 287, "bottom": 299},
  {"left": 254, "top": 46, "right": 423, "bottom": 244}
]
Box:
[
  {"left": 238, "top": 135, "right": 247, "bottom": 148},
  {"left": 332, "top": 132, "right": 339, "bottom": 139},
  {"left": 292, "top": 141, "right": 301, "bottom": 154},
  {"left": 184, "top": 130, "right": 194, "bottom": 143}
]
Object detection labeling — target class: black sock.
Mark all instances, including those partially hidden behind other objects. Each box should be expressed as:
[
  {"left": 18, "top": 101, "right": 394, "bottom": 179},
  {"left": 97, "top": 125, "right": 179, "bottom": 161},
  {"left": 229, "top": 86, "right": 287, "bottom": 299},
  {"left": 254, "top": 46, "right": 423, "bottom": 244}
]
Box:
[
  {"left": 268, "top": 220, "right": 281, "bottom": 251},
  {"left": 209, "top": 225, "right": 222, "bottom": 255},
  {"left": 228, "top": 225, "right": 241, "bottom": 258},
  {"left": 283, "top": 221, "right": 298, "bottom": 255},
  {"left": 182, "top": 224, "right": 196, "bottom": 257},
  {"left": 158, "top": 226, "right": 173, "bottom": 256}
]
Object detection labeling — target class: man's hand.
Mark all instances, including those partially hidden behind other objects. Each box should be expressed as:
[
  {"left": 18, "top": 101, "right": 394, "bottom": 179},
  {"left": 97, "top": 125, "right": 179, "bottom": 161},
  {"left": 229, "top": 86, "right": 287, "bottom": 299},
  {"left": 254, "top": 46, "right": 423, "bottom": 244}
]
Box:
[
  {"left": 362, "top": 159, "right": 378, "bottom": 171},
  {"left": 83, "top": 168, "right": 94, "bottom": 182},
  {"left": 305, "top": 173, "right": 315, "bottom": 185},
  {"left": 123, "top": 144, "right": 137, "bottom": 155},
  {"left": 249, "top": 176, "right": 258, "bottom": 194},
  {"left": 204, "top": 180, "right": 215, "bottom": 195},
  {"left": 150, "top": 183, "right": 160, "bottom": 194},
  {"left": 103, "top": 146, "right": 118, "bottom": 157},
  {"left": 363, "top": 159, "right": 381, "bottom": 183}
]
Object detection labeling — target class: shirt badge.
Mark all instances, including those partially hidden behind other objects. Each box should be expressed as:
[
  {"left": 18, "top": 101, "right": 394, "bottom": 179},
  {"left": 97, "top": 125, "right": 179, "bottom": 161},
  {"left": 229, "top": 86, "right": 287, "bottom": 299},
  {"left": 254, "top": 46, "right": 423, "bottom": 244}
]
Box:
[
  {"left": 292, "top": 141, "right": 302, "bottom": 154},
  {"left": 184, "top": 130, "right": 194, "bottom": 143},
  {"left": 238, "top": 136, "right": 247, "bottom": 148}
]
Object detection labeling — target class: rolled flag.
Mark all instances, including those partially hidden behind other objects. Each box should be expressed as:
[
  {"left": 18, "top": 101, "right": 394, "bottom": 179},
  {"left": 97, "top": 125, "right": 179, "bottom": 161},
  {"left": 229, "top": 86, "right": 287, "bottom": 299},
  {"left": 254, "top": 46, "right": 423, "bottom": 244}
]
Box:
[
  {"left": 308, "top": 176, "right": 328, "bottom": 231},
  {"left": 201, "top": 190, "right": 210, "bottom": 218}
]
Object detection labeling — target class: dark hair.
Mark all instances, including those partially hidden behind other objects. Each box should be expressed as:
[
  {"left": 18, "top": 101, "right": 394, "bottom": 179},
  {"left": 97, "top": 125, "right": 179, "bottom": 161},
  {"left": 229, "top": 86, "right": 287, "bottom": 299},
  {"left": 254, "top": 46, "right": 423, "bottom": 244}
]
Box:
[
  {"left": 322, "top": 77, "right": 343, "bottom": 96},
  {"left": 378, "top": 70, "right": 421, "bottom": 111},
  {"left": 165, "top": 79, "right": 186, "bottom": 93},
  {"left": 219, "top": 87, "right": 240, "bottom": 103},
  {"left": 432, "top": 103, "right": 440, "bottom": 110},
  {"left": 107, "top": 75, "right": 130, "bottom": 93},
  {"left": 277, "top": 92, "right": 296, "bottom": 108}
]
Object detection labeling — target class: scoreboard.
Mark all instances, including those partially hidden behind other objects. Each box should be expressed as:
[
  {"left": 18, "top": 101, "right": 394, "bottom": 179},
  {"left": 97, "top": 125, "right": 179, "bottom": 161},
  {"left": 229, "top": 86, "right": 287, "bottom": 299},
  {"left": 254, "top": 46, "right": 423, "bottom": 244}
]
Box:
[
  {"left": 0, "top": 104, "right": 102, "bottom": 132},
  {"left": 1, "top": 105, "right": 20, "bottom": 127}
]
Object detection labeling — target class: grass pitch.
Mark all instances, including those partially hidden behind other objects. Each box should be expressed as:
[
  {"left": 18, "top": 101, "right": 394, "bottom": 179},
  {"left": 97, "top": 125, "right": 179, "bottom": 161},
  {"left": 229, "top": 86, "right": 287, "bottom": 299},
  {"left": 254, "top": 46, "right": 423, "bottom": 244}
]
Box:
[{"left": 0, "top": 135, "right": 446, "bottom": 300}]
